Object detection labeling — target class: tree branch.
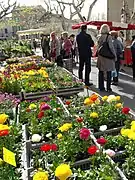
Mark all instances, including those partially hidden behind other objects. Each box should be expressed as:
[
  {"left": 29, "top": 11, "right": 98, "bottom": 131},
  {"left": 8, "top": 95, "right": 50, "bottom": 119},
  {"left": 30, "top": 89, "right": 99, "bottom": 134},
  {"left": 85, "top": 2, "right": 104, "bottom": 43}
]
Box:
[
  {"left": 0, "top": 0, "right": 16, "bottom": 19},
  {"left": 87, "top": 0, "right": 98, "bottom": 21}
]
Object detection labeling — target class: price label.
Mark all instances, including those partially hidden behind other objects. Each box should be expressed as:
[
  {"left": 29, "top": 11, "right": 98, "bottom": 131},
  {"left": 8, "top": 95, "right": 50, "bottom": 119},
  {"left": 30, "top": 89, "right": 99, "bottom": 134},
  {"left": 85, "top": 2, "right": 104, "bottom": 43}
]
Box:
[{"left": 3, "top": 147, "right": 16, "bottom": 167}]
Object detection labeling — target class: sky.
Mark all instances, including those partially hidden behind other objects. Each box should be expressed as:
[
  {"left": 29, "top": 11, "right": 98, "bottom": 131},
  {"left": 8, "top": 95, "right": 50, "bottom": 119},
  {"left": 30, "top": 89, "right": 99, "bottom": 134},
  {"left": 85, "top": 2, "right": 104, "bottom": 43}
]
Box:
[{"left": 17, "top": 0, "right": 107, "bottom": 18}]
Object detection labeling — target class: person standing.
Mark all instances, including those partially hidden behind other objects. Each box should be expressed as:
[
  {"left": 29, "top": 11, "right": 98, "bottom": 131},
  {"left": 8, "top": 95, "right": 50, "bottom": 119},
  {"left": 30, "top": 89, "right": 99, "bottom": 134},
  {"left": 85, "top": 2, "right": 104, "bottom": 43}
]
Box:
[
  {"left": 62, "top": 32, "right": 72, "bottom": 59},
  {"left": 111, "top": 31, "right": 123, "bottom": 85},
  {"left": 131, "top": 35, "right": 135, "bottom": 80},
  {"left": 76, "top": 25, "right": 94, "bottom": 86},
  {"left": 97, "top": 24, "right": 116, "bottom": 92},
  {"left": 33, "top": 39, "right": 37, "bottom": 52},
  {"left": 50, "top": 32, "right": 60, "bottom": 61}
]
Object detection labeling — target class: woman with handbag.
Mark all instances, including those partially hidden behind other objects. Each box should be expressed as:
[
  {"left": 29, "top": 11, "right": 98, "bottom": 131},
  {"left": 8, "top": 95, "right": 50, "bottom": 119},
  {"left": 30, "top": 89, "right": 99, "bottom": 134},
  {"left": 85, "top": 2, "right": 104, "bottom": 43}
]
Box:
[{"left": 97, "top": 24, "right": 116, "bottom": 92}]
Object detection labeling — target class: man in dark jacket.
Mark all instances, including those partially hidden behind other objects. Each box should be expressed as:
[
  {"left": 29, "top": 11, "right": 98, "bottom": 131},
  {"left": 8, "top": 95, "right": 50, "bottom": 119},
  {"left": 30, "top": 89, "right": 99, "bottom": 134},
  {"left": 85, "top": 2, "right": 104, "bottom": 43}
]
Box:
[{"left": 76, "top": 25, "right": 94, "bottom": 86}]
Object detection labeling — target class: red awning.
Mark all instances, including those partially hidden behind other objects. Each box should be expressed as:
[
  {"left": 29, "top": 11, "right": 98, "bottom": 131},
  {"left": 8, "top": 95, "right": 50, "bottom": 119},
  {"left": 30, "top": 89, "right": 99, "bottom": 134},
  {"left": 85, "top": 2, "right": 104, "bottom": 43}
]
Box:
[{"left": 72, "top": 21, "right": 135, "bottom": 30}]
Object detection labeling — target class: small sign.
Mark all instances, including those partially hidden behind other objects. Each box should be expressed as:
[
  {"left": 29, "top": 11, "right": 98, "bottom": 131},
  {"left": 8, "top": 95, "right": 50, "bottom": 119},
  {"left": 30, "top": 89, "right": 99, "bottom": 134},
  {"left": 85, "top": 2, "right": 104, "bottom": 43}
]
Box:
[{"left": 3, "top": 147, "right": 16, "bottom": 167}]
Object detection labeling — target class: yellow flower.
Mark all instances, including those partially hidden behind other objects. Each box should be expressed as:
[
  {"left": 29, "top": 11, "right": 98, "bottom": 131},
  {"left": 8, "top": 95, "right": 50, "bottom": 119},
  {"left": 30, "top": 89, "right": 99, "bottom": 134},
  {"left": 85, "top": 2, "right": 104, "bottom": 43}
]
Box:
[
  {"left": 0, "top": 124, "right": 10, "bottom": 131},
  {"left": 131, "top": 121, "right": 135, "bottom": 126},
  {"left": 33, "top": 171, "right": 48, "bottom": 180},
  {"left": 95, "top": 99, "right": 100, "bottom": 105},
  {"left": 29, "top": 103, "right": 37, "bottom": 110},
  {"left": 57, "top": 133, "right": 63, "bottom": 139},
  {"left": 55, "top": 164, "right": 72, "bottom": 180},
  {"left": 0, "top": 114, "right": 8, "bottom": 124},
  {"left": 116, "top": 96, "right": 121, "bottom": 101},
  {"left": 131, "top": 124, "right": 135, "bottom": 132},
  {"left": 84, "top": 98, "right": 93, "bottom": 105},
  {"left": 128, "top": 130, "right": 135, "bottom": 140},
  {"left": 115, "top": 103, "right": 122, "bottom": 108},
  {"left": 120, "top": 128, "right": 131, "bottom": 137},
  {"left": 59, "top": 123, "right": 72, "bottom": 132},
  {"left": 90, "top": 112, "right": 99, "bottom": 118},
  {"left": 102, "top": 96, "right": 108, "bottom": 101},
  {"left": 0, "top": 158, "right": 3, "bottom": 165}
]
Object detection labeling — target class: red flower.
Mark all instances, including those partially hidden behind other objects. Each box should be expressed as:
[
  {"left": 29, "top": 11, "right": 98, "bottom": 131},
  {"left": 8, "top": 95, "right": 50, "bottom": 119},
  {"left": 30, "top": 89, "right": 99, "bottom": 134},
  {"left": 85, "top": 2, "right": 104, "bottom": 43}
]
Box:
[
  {"left": 122, "top": 107, "right": 130, "bottom": 114},
  {"left": 97, "top": 137, "right": 107, "bottom": 146},
  {"left": 0, "top": 130, "right": 9, "bottom": 136},
  {"left": 88, "top": 145, "right": 98, "bottom": 155},
  {"left": 80, "top": 128, "right": 90, "bottom": 140},
  {"left": 90, "top": 94, "right": 98, "bottom": 102},
  {"left": 38, "top": 111, "right": 44, "bottom": 119},
  {"left": 40, "top": 144, "right": 51, "bottom": 152},
  {"left": 51, "top": 144, "right": 58, "bottom": 151},
  {"left": 26, "top": 108, "right": 31, "bottom": 112},
  {"left": 76, "top": 117, "right": 83, "bottom": 123},
  {"left": 65, "top": 101, "right": 71, "bottom": 105}
]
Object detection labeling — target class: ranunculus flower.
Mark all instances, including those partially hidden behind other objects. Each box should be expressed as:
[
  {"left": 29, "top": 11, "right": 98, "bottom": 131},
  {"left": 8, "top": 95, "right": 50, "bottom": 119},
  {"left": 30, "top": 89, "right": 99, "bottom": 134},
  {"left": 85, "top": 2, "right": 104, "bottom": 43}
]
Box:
[
  {"left": 51, "top": 144, "right": 58, "bottom": 151},
  {"left": 76, "top": 116, "right": 83, "bottom": 123},
  {"left": 116, "top": 96, "right": 121, "bottom": 101},
  {"left": 80, "top": 128, "right": 90, "bottom": 140},
  {"left": 40, "top": 104, "right": 51, "bottom": 111},
  {"left": 38, "top": 111, "right": 44, "bottom": 119},
  {"left": 55, "top": 164, "right": 72, "bottom": 180},
  {"left": 29, "top": 103, "right": 37, "bottom": 110},
  {"left": 99, "top": 125, "right": 107, "bottom": 132},
  {"left": 90, "top": 112, "right": 99, "bottom": 118},
  {"left": 84, "top": 98, "right": 93, "bottom": 105},
  {"left": 57, "top": 133, "right": 63, "bottom": 139},
  {"left": 0, "top": 130, "right": 9, "bottom": 136},
  {"left": 115, "top": 103, "right": 122, "bottom": 108},
  {"left": 0, "top": 158, "right": 3, "bottom": 165},
  {"left": 120, "top": 128, "right": 131, "bottom": 137},
  {"left": 90, "top": 94, "right": 99, "bottom": 102},
  {"left": 40, "top": 144, "right": 51, "bottom": 152},
  {"left": 97, "top": 137, "right": 107, "bottom": 145},
  {"left": 88, "top": 145, "right": 98, "bottom": 155},
  {"left": 0, "top": 114, "right": 8, "bottom": 124},
  {"left": 59, "top": 123, "right": 72, "bottom": 132},
  {"left": 33, "top": 170, "right": 48, "bottom": 180},
  {"left": 32, "top": 134, "right": 41, "bottom": 143},
  {"left": 107, "top": 95, "right": 116, "bottom": 103},
  {"left": 65, "top": 101, "right": 71, "bottom": 105},
  {"left": 102, "top": 96, "right": 108, "bottom": 101},
  {"left": 105, "top": 149, "right": 116, "bottom": 157},
  {"left": 46, "top": 133, "right": 52, "bottom": 138},
  {"left": 122, "top": 107, "right": 130, "bottom": 114}
]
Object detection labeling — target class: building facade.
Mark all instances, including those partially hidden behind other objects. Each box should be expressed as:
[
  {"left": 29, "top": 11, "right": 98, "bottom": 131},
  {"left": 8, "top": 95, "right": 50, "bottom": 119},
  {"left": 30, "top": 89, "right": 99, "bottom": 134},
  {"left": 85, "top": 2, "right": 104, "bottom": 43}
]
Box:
[{"left": 107, "top": 0, "right": 134, "bottom": 22}]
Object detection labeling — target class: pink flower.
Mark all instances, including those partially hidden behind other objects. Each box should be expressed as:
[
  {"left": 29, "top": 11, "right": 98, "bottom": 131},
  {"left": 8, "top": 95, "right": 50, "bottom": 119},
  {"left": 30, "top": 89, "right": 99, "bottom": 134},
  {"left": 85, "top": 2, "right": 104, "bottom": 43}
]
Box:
[
  {"left": 97, "top": 137, "right": 107, "bottom": 146},
  {"left": 40, "top": 104, "right": 51, "bottom": 111},
  {"left": 105, "top": 149, "right": 116, "bottom": 157},
  {"left": 79, "top": 128, "right": 90, "bottom": 140}
]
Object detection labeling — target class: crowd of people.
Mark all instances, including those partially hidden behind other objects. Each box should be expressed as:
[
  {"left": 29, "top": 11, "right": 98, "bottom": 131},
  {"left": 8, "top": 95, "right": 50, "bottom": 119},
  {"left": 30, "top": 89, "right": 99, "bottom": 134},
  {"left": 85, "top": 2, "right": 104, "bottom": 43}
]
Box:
[{"left": 39, "top": 24, "right": 135, "bottom": 92}]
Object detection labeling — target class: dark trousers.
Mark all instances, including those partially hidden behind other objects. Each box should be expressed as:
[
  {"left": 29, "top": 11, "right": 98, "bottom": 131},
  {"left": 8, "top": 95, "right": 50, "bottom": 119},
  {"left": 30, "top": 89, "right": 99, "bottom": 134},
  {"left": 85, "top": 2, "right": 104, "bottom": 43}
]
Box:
[
  {"left": 99, "top": 71, "right": 111, "bottom": 90},
  {"left": 133, "top": 61, "right": 135, "bottom": 78},
  {"left": 113, "top": 60, "right": 120, "bottom": 83},
  {"left": 79, "top": 56, "right": 91, "bottom": 84},
  {"left": 56, "top": 55, "right": 63, "bottom": 67}
]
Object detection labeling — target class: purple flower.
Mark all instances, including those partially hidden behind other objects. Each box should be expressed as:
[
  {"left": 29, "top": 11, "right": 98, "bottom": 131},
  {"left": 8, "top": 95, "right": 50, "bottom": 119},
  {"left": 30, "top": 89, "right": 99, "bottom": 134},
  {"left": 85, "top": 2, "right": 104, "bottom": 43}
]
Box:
[
  {"left": 40, "top": 103, "right": 51, "bottom": 111},
  {"left": 44, "top": 96, "right": 51, "bottom": 102}
]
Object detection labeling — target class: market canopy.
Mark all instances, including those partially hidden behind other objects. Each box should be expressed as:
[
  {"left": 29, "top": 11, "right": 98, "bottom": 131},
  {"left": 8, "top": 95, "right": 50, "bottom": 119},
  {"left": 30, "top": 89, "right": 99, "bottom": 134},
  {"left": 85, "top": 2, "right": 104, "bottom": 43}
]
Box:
[
  {"left": 72, "top": 21, "right": 135, "bottom": 31},
  {"left": 17, "top": 28, "right": 47, "bottom": 36}
]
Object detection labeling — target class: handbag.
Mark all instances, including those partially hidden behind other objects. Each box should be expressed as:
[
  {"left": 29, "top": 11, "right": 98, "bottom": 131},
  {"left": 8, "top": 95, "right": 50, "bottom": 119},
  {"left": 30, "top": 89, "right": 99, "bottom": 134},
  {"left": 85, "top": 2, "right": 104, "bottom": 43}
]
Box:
[{"left": 98, "top": 34, "right": 115, "bottom": 59}]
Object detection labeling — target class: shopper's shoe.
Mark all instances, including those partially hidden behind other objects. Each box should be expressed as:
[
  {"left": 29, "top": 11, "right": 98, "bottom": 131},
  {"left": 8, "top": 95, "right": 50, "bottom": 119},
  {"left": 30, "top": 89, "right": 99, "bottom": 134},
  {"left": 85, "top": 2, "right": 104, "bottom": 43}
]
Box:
[
  {"left": 85, "top": 82, "right": 93, "bottom": 86},
  {"left": 107, "top": 88, "right": 112, "bottom": 92}
]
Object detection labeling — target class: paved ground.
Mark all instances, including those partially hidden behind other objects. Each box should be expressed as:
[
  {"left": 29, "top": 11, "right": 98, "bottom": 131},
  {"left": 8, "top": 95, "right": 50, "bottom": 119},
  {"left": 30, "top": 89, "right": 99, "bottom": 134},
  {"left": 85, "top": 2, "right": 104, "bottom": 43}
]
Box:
[{"left": 36, "top": 48, "right": 135, "bottom": 112}]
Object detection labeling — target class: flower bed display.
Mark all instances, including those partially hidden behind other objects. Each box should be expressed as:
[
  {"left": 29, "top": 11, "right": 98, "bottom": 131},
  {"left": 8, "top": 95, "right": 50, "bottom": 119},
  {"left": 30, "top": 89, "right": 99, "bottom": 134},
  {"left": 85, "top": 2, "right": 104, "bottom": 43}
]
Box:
[
  {"left": 0, "top": 67, "right": 54, "bottom": 95},
  {"left": 19, "top": 95, "right": 70, "bottom": 143},
  {"left": 63, "top": 94, "right": 133, "bottom": 133}
]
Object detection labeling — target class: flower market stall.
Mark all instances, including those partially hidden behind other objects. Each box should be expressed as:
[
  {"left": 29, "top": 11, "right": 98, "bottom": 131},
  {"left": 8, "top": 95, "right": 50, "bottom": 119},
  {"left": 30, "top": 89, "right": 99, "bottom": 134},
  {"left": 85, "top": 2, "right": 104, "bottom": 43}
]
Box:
[{"left": 1, "top": 53, "right": 135, "bottom": 180}]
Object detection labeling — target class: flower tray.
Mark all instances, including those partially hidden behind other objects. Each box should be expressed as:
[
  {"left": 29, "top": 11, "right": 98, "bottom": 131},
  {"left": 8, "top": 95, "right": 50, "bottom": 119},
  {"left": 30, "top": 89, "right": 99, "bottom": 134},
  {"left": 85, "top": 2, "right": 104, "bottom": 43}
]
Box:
[{"left": 22, "top": 97, "right": 70, "bottom": 142}]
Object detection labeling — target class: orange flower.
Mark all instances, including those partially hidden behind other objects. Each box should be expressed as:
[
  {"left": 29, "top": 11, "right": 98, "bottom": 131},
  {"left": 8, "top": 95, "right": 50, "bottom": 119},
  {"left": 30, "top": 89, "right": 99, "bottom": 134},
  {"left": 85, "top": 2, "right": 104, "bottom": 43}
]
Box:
[{"left": 90, "top": 94, "right": 98, "bottom": 102}]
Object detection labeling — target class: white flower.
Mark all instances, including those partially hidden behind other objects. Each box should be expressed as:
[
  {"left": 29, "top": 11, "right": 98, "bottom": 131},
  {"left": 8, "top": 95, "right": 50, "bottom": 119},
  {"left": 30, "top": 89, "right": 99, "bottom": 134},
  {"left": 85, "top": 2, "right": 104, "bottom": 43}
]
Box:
[
  {"left": 46, "top": 133, "right": 52, "bottom": 138},
  {"left": 53, "top": 108, "right": 57, "bottom": 112},
  {"left": 31, "top": 134, "right": 41, "bottom": 143},
  {"left": 105, "top": 149, "right": 116, "bottom": 157},
  {"left": 99, "top": 125, "right": 107, "bottom": 132},
  {"left": 107, "top": 95, "right": 116, "bottom": 103}
]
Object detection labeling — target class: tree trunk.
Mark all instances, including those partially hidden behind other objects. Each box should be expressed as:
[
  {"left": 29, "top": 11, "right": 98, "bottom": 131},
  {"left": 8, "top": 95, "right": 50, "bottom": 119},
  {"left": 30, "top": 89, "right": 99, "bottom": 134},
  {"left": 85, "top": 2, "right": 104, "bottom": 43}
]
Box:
[{"left": 87, "top": 0, "right": 98, "bottom": 21}]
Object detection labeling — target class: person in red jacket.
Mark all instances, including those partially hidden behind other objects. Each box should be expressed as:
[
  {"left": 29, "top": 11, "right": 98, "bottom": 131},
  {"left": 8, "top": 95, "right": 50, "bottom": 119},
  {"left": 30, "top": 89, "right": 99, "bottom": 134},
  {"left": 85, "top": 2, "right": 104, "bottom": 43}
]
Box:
[{"left": 62, "top": 32, "right": 72, "bottom": 59}]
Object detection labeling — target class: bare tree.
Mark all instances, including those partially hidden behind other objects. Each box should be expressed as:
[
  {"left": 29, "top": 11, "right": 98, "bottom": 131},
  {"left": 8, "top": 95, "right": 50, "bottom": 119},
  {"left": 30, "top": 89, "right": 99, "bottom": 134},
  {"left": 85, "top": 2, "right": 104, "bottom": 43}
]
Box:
[{"left": 0, "top": 0, "right": 16, "bottom": 19}]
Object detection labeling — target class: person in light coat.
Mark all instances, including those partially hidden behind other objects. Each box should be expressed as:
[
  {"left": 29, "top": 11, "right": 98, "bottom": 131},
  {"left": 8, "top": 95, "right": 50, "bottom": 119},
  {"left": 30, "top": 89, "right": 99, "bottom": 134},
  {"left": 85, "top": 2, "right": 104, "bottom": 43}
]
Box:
[{"left": 97, "top": 24, "right": 116, "bottom": 92}]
